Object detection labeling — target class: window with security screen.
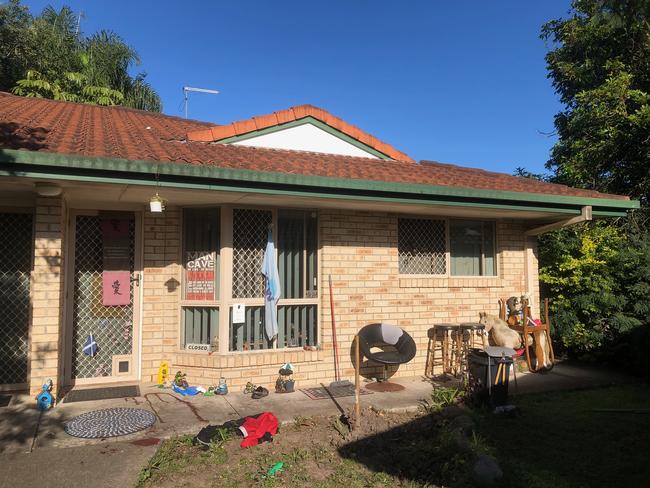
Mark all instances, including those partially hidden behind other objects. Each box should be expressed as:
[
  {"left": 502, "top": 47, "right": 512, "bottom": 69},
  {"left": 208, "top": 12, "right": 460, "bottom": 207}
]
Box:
[
  {"left": 182, "top": 207, "right": 220, "bottom": 348},
  {"left": 232, "top": 208, "right": 272, "bottom": 298},
  {"left": 398, "top": 217, "right": 446, "bottom": 275},
  {"left": 229, "top": 208, "right": 319, "bottom": 351}
]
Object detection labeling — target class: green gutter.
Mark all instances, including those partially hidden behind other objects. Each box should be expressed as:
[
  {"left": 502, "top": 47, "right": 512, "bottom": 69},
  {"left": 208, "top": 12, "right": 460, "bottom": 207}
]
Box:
[{"left": 0, "top": 148, "right": 639, "bottom": 214}]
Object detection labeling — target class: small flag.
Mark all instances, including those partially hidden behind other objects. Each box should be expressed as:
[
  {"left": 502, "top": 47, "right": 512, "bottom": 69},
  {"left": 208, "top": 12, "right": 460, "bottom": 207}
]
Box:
[
  {"left": 83, "top": 333, "right": 98, "bottom": 356},
  {"left": 261, "top": 229, "right": 281, "bottom": 341}
]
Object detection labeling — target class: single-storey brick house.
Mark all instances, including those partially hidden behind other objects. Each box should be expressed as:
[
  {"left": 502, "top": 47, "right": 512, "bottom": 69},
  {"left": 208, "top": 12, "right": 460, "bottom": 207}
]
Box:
[{"left": 0, "top": 92, "right": 638, "bottom": 396}]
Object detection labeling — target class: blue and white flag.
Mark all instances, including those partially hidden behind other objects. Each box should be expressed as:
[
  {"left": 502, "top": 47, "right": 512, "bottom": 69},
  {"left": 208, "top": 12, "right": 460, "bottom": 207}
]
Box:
[
  {"left": 261, "top": 229, "right": 281, "bottom": 341},
  {"left": 83, "top": 333, "right": 98, "bottom": 356}
]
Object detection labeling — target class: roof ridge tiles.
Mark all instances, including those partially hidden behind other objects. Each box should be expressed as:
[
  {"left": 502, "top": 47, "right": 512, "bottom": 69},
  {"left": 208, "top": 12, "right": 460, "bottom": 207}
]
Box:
[{"left": 186, "top": 104, "right": 414, "bottom": 162}]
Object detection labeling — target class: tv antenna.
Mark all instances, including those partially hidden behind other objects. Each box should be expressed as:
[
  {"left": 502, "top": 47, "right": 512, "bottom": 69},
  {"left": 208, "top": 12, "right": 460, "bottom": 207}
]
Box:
[{"left": 183, "top": 86, "right": 220, "bottom": 119}]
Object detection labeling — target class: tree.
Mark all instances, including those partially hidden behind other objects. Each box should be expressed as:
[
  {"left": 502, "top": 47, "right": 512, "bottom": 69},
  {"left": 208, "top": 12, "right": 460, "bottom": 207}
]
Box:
[
  {"left": 540, "top": 1, "right": 650, "bottom": 374},
  {"left": 0, "top": 1, "right": 161, "bottom": 111},
  {"left": 542, "top": 0, "right": 650, "bottom": 205},
  {"left": 0, "top": 0, "right": 33, "bottom": 90}
]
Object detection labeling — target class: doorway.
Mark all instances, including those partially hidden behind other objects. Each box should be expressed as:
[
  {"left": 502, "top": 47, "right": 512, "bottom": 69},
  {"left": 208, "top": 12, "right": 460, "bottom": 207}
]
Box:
[{"left": 65, "top": 210, "right": 142, "bottom": 385}]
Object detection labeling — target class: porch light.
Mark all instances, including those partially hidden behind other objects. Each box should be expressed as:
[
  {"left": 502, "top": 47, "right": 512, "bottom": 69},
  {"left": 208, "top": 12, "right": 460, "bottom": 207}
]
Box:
[
  {"left": 149, "top": 193, "right": 165, "bottom": 213},
  {"left": 34, "top": 182, "right": 62, "bottom": 197}
]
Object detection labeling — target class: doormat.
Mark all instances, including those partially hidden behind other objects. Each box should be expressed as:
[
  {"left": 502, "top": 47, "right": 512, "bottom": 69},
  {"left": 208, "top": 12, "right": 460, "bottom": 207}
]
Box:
[
  {"left": 0, "top": 395, "right": 11, "bottom": 407},
  {"left": 300, "top": 384, "right": 372, "bottom": 400},
  {"left": 63, "top": 385, "right": 140, "bottom": 403},
  {"left": 64, "top": 407, "right": 156, "bottom": 438}
]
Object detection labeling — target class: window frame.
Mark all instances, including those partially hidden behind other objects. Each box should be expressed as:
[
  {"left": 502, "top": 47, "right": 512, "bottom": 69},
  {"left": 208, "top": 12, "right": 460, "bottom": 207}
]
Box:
[
  {"left": 178, "top": 204, "right": 320, "bottom": 354},
  {"left": 449, "top": 219, "right": 498, "bottom": 277},
  {"left": 397, "top": 216, "right": 449, "bottom": 277},
  {"left": 397, "top": 215, "right": 499, "bottom": 278},
  {"left": 179, "top": 207, "right": 221, "bottom": 350}
]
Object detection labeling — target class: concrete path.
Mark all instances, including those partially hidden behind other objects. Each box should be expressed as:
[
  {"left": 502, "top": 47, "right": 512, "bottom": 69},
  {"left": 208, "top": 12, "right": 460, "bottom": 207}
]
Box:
[
  {"left": 0, "top": 362, "right": 638, "bottom": 488},
  {"left": 0, "top": 376, "right": 440, "bottom": 454},
  {"left": 512, "top": 360, "right": 638, "bottom": 395}
]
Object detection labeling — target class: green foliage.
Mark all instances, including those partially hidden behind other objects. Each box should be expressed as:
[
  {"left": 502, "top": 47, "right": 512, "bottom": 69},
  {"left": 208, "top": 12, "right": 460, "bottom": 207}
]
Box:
[
  {"left": 136, "top": 434, "right": 229, "bottom": 487},
  {"left": 542, "top": 0, "right": 650, "bottom": 204},
  {"left": 420, "top": 386, "right": 463, "bottom": 413},
  {"left": 539, "top": 216, "right": 650, "bottom": 370},
  {"left": 12, "top": 69, "right": 124, "bottom": 106},
  {"left": 0, "top": 0, "right": 161, "bottom": 111},
  {"left": 539, "top": 1, "right": 650, "bottom": 373}
]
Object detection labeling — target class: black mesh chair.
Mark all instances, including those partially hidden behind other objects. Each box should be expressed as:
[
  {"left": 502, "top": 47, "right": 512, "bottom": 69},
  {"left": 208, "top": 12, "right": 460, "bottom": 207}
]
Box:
[{"left": 357, "top": 323, "right": 417, "bottom": 392}]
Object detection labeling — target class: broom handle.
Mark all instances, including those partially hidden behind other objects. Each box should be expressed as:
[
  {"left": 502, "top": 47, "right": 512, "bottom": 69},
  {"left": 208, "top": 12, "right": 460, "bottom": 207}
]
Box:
[
  {"left": 329, "top": 274, "right": 341, "bottom": 382},
  {"left": 355, "top": 335, "right": 361, "bottom": 422}
]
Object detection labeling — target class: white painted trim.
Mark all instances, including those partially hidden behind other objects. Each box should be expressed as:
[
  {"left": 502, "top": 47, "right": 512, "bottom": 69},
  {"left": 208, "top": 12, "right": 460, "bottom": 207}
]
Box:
[
  {"left": 525, "top": 205, "right": 593, "bottom": 236},
  {"left": 231, "top": 122, "right": 380, "bottom": 158}
]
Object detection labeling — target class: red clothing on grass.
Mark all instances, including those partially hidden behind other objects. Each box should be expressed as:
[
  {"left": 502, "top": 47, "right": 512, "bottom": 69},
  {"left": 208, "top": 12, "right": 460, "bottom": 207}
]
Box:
[{"left": 238, "top": 412, "right": 278, "bottom": 448}]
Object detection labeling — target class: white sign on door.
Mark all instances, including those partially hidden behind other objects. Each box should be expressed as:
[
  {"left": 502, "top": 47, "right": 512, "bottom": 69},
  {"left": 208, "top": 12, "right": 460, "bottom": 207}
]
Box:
[{"left": 232, "top": 303, "right": 246, "bottom": 324}]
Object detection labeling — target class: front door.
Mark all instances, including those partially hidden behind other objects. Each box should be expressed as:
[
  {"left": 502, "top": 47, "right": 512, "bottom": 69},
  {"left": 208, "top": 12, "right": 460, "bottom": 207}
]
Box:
[{"left": 66, "top": 210, "right": 141, "bottom": 385}]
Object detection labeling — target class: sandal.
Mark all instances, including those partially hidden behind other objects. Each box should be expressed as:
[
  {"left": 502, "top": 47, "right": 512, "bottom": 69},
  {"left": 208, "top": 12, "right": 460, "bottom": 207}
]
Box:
[
  {"left": 252, "top": 386, "right": 269, "bottom": 399},
  {"left": 243, "top": 382, "right": 256, "bottom": 394}
]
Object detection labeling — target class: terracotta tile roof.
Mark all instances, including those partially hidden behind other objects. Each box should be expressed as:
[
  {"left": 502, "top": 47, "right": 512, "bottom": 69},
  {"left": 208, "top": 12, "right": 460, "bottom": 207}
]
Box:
[
  {"left": 186, "top": 104, "right": 414, "bottom": 162},
  {"left": 0, "top": 92, "right": 629, "bottom": 201}
]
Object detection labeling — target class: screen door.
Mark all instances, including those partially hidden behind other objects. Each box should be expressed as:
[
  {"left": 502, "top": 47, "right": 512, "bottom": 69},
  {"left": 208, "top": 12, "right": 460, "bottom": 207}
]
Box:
[{"left": 68, "top": 211, "right": 140, "bottom": 382}]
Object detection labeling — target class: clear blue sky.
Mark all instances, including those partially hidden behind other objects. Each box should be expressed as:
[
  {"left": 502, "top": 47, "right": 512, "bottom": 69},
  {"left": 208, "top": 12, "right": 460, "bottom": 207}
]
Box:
[{"left": 24, "top": 0, "right": 572, "bottom": 174}]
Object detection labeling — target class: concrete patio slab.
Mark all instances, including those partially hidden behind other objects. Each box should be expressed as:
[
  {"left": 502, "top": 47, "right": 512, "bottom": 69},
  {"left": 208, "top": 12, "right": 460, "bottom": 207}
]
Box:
[
  {"left": 0, "top": 376, "right": 441, "bottom": 454},
  {"left": 512, "top": 360, "right": 638, "bottom": 395}
]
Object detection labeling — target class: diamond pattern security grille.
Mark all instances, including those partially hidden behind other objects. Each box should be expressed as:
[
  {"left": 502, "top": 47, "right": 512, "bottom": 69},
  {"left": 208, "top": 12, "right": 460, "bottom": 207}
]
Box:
[
  {"left": 398, "top": 218, "right": 446, "bottom": 275},
  {"left": 233, "top": 209, "right": 272, "bottom": 298},
  {"left": 0, "top": 213, "right": 33, "bottom": 385},
  {"left": 72, "top": 216, "right": 134, "bottom": 379}
]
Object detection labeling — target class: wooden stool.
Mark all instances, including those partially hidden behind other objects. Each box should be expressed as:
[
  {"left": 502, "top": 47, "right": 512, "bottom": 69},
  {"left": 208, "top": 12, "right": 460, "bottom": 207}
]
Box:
[
  {"left": 456, "top": 323, "right": 487, "bottom": 376},
  {"left": 426, "top": 323, "right": 460, "bottom": 376}
]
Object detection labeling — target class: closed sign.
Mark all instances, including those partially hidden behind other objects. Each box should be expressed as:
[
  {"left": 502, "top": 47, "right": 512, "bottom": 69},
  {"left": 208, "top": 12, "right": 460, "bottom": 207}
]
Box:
[{"left": 186, "top": 343, "right": 212, "bottom": 352}]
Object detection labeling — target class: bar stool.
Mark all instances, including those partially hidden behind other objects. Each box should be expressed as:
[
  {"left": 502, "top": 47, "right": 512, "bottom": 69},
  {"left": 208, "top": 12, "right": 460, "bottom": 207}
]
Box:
[
  {"left": 426, "top": 323, "right": 460, "bottom": 376},
  {"left": 456, "top": 322, "right": 488, "bottom": 375}
]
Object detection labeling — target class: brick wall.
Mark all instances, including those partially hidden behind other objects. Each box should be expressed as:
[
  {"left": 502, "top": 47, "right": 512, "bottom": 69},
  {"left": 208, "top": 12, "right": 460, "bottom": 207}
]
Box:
[
  {"left": 319, "top": 210, "right": 538, "bottom": 382},
  {"left": 140, "top": 207, "right": 182, "bottom": 381},
  {"left": 19, "top": 203, "right": 538, "bottom": 395},
  {"left": 29, "top": 196, "right": 66, "bottom": 395},
  {"left": 151, "top": 208, "right": 538, "bottom": 390}
]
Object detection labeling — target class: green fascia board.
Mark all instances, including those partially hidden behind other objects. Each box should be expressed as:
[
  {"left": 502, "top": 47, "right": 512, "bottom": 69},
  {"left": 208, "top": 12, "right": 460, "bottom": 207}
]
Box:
[
  {"left": 592, "top": 210, "right": 631, "bottom": 218},
  {"left": 0, "top": 148, "right": 639, "bottom": 214},
  {"left": 214, "top": 116, "right": 392, "bottom": 160},
  {"left": 0, "top": 167, "right": 585, "bottom": 215}
]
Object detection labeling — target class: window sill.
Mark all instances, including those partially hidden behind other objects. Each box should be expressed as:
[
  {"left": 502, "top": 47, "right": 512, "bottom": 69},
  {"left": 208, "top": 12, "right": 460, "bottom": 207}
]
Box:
[
  {"left": 399, "top": 276, "right": 504, "bottom": 289},
  {"left": 174, "top": 348, "right": 324, "bottom": 369}
]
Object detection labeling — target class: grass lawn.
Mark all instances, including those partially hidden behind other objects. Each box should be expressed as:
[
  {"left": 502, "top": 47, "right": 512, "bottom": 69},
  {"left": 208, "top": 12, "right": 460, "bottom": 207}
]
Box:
[
  {"left": 136, "top": 384, "right": 650, "bottom": 488},
  {"left": 474, "top": 384, "right": 650, "bottom": 488}
]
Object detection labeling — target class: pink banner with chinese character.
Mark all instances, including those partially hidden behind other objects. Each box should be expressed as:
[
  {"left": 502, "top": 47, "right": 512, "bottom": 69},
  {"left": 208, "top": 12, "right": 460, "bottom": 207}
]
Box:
[{"left": 102, "top": 271, "right": 131, "bottom": 306}]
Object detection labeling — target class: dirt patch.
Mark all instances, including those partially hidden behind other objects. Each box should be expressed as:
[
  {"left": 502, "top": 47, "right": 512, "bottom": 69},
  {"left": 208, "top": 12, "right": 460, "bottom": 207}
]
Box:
[{"left": 137, "top": 407, "right": 478, "bottom": 488}]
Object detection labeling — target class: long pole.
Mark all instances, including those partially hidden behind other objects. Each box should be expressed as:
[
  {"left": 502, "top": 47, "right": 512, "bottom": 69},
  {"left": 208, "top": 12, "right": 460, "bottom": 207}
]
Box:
[
  {"left": 355, "top": 335, "right": 361, "bottom": 426},
  {"left": 328, "top": 275, "right": 340, "bottom": 382}
]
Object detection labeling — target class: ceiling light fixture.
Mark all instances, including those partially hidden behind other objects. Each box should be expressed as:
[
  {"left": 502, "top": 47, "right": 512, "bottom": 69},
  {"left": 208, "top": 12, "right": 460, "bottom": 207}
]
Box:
[
  {"left": 34, "top": 182, "right": 62, "bottom": 197},
  {"left": 149, "top": 193, "right": 165, "bottom": 213}
]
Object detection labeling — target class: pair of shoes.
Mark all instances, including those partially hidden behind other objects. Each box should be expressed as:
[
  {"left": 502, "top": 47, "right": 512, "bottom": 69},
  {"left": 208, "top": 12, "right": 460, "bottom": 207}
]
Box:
[{"left": 252, "top": 386, "right": 269, "bottom": 399}]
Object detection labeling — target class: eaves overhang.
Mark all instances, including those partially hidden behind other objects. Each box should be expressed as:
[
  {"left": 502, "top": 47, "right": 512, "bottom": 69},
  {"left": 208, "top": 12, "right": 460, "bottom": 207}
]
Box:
[{"left": 0, "top": 148, "right": 639, "bottom": 217}]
